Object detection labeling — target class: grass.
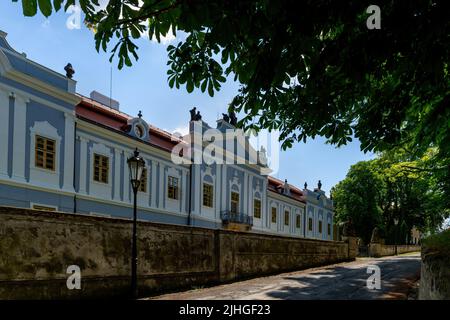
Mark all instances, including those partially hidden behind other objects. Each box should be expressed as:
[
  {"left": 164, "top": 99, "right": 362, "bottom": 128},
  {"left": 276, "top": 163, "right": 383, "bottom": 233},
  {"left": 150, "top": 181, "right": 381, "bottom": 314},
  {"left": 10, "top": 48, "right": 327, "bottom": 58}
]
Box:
[{"left": 398, "top": 251, "right": 421, "bottom": 256}]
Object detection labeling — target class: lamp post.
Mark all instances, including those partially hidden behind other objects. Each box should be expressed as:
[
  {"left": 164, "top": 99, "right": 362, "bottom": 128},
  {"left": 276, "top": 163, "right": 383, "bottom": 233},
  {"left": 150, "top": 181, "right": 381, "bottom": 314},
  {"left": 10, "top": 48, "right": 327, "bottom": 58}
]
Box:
[
  {"left": 127, "top": 148, "right": 146, "bottom": 299},
  {"left": 394, "top": 218, "right": 399, "bottom": 255}
]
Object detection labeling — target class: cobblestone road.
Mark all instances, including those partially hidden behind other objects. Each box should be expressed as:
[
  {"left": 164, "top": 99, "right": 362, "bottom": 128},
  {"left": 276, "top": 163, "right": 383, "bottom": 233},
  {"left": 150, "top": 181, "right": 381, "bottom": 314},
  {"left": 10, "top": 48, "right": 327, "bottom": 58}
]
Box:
[{"left": 148, "top": 253, "right": 421, "bottom": 300}]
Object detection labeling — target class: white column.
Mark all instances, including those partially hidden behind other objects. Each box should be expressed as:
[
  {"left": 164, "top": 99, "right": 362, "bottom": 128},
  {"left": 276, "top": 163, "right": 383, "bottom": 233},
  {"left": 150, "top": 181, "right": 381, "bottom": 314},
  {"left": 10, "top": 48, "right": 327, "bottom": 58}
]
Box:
[
  {"left": 150, "top": 160, "right": 157, "bottom": 208},
  {"left": 145, "top": 158, "right": 153, "bottom": 208},
  {"left": 180, "top": 169, "right": 185, "bottom": 213},
  {"left": 314, "top": 209, "right": 317, "bottom": 238},
  {"left": 113, "top": 149, "right": 122, "bottom": 201},
  {"left": 158, "top": 163, "right": 164, "bottom": 208},
  {"left": 215, "top": 166, "right": 221, "bottom": 219},
  {"left": 123, "top": 151, "right": 130, "bottom": 203},
  {"left": 11, "top": 94, "right": 27, "bottom": 182},
  {"left": 78, "top": 136, "right": 87, "bottom": 194},
  {"left": 194, "top": 165, "right": 201, "bottom": 214},
  {"left": 62, "top": 113, "right": 75, "bottom": 191},
  {"left": 221, "top": 165, "right": 227, "bottom": 210},
  {"left": 291, "top": 209, "right": 294, "bottom": 234},
  {"left": 0, "top": 90, "right": 9, "bottom": 178},
  {"left": 262, "top": 179, "right": 267, "bottom": 229},
  {"left": 182, "top": 169, "right": 188, "bottom": 213},
  {"left": 277, "top": 203, "right": 281, "bottom": 232},
  {"left": 247, "top": 175, "right": 253, "bottom": 216},
  {"left": 243, "top": 171, "right": 248, "bottom": 215}
]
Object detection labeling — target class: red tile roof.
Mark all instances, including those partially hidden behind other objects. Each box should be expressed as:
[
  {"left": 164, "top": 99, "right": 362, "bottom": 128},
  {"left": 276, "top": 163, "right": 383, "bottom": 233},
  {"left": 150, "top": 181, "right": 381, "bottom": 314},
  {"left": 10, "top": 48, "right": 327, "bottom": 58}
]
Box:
[
  {"left": 75, "top": 94, "right": 305, "bottom": 204},
  {"left": 268, "top": 176, "right": 306, "bottom": 203},
  {"left": 75, "top": 94, "right": 184, "bottom": 152}
]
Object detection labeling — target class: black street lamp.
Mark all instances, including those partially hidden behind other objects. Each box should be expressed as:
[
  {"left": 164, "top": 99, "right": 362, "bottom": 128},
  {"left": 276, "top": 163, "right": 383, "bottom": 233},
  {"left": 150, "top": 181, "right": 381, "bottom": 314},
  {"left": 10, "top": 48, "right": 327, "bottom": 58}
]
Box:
[
  {"left": 127, "top": 148, "right": 146, "bottom": 299},
  {"left": 394, "top": 218, "right": 399, "bottom": 255}
]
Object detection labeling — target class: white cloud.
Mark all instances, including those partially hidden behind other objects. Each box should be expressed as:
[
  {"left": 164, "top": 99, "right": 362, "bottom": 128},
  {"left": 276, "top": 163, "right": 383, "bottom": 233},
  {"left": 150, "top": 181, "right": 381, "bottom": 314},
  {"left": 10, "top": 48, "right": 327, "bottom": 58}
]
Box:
[
  {"left": 148, "top": 27, "right": 177, "bottom": 45},
  {"left": 167, "top": 124, "right": 189, "bottom": 137}
]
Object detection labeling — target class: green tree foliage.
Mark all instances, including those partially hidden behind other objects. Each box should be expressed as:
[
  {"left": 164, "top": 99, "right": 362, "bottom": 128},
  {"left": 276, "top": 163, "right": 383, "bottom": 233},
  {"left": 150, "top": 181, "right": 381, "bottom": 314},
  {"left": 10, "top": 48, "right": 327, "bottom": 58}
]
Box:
[
  {"left": 332, "top": 161, "right": 384, "bottom": 244},
  {"left": 13, "top": 0, "right": 450, "bottom": 158},
  {"left": 332, "top": 148, "right": 450, "bottom": 244}
]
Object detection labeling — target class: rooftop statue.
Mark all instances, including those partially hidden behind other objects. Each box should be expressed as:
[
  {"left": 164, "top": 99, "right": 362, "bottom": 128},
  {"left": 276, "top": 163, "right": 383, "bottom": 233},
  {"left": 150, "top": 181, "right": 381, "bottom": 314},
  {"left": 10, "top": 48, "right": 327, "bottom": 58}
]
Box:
[
  {"left": 222, "top": 113, "right": 230, "bottom": 123},
  {"left": 222, "top": 109, "right": 237, "bottom": 126},
  {"left": 64, "top": 63, "right": 75, "bottom": 79},
  {"left": 229, "top": 110, "right": 237, "bottom": 126},
  {"left": 189, "top": 107, "right": 202, "bottom": 121}
]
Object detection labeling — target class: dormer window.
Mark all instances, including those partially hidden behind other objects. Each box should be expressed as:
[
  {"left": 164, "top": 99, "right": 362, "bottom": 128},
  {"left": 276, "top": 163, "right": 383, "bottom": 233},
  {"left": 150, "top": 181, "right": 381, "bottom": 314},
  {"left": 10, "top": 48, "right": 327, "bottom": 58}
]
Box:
[
  {"left": 126, "top": 113, "right": 150, "bottom": 142},
  {"left": 134, "top": 124, "right": 144, "bottom": 139}
]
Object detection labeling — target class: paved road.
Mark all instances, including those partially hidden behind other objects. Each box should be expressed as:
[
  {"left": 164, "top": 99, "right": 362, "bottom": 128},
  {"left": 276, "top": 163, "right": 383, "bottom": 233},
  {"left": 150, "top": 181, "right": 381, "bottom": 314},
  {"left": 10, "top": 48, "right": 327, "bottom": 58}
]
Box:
[{"left": 149, "top": 253, "right": 421, "bottom": 300}]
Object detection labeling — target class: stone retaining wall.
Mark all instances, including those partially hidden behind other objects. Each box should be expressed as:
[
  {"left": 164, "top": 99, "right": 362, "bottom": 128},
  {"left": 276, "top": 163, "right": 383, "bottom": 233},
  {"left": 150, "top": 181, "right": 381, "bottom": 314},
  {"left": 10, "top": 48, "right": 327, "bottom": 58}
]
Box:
[
  {"left": 368, "top": 243, "right": 420, "bottom": 257},
  {"left": 419, "top": 233, "right": 450, "bottom": 300},
  {"left": 0, "top": 206, "right": 357, "bottom": 299}
]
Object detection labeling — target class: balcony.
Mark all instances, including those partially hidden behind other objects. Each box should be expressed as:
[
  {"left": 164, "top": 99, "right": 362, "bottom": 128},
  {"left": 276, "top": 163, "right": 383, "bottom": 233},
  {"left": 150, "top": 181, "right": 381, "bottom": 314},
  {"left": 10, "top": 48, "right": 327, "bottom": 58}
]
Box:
[{"left": 221, "top": 211, "right": 253, "bottom": 231}]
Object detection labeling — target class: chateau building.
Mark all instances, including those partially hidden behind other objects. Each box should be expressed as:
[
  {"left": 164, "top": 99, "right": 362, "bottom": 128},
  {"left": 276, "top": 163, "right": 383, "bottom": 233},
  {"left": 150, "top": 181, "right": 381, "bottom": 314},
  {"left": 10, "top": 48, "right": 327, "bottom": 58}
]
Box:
[
  {"left": 0, "top": 31, "right": 334, "bottom": 240},
  {"left": 302, "top": 181, "right": 335, "bottom": 241}
]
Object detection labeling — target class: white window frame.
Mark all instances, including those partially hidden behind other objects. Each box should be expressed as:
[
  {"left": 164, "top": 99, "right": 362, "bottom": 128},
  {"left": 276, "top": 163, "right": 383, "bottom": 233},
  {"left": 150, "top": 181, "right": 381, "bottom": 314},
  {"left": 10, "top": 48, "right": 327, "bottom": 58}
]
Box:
[
  {"left": 269, "top": 201, "right": 278, "bottom": 231},
  {"left": 165, "top": 166, "right": 182, "bottom": 212},
  {"left": 201, "top": 167, "right": 216, "bottom": 217},
  {"left": 89, "top": 142, "right": 113, "bottom": 199},
  {"left": 202, "top": 182, "right": 214, "bottom": 208},
  {"left": 29, "top": 121, "right": 61, "bottom": 189},
  {"left": 229, "top": 173, "right": 241, "bottom": 214},
  {"left": 284, "top": 208, "right": 290, "bottom": 227},
  {"left": 230, "top": 190, "right": 240, "bottom": 214},
  {"left": 253, "top": 196, "right": 262, "bottom": 220}
]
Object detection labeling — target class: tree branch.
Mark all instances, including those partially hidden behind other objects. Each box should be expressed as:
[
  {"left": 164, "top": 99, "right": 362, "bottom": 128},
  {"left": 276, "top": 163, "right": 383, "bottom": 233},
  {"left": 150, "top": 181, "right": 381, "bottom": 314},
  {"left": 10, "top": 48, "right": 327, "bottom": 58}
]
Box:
[{"left": 115, "top": 0, "right": 182, "bottom": 26}]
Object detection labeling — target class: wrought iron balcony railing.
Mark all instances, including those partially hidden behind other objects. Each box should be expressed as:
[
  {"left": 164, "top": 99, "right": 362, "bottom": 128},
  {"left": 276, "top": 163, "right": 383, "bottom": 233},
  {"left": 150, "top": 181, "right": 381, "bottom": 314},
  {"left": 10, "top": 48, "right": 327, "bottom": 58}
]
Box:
[{"left": 220, "top": 211, "right": 253, "bottom": 226}]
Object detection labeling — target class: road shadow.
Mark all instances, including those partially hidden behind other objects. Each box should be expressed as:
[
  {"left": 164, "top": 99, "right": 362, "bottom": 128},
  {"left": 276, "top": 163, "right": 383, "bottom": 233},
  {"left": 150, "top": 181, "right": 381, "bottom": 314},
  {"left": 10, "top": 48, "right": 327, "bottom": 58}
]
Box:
[{"left": 265, "top": 256, "right": 421, "bottom": 300}]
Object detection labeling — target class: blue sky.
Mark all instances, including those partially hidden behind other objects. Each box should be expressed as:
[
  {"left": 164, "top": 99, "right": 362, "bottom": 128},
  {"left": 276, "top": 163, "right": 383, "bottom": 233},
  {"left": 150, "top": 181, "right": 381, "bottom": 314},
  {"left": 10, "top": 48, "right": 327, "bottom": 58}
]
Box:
[{"left": 0, "top": 2, "right": 376, "bottom": 194}]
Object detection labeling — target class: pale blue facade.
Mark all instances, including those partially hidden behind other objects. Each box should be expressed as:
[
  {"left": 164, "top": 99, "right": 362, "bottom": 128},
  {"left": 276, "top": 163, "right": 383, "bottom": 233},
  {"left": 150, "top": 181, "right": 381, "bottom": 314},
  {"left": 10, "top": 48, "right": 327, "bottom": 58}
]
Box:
[
  {"left": 0, "top": 30, "right": 333, "bottom": 240},
  {"left": 303, "top": 186, "right": 334, "bottom": 241}
]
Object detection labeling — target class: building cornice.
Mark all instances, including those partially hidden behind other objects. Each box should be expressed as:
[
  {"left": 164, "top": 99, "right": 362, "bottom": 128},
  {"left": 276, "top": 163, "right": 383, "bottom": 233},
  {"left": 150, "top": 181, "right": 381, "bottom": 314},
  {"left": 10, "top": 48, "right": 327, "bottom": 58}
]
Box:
[
  {"left": 267, "top": 190, "right": 306, "bottom": 207},
  {"left": 76, "top": 117, "right": 189, "bottom": 168},
  {"left": 5, "top": 69, "right": 80, "bottom": 106}
]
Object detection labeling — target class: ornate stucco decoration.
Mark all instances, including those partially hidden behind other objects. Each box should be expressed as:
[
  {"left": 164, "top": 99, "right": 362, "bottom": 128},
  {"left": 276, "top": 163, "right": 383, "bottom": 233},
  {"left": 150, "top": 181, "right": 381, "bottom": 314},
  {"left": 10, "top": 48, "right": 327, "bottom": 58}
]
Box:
[{"left": 126, "top": 110, "right": 150, "bottom": 142}]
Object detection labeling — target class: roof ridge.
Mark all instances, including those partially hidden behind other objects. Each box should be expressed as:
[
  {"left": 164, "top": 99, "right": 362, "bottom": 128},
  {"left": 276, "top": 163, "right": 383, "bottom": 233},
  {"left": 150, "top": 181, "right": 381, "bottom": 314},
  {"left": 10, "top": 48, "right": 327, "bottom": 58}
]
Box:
[{"left": 77, "top": 93, "right": 185, "bottom": 143}]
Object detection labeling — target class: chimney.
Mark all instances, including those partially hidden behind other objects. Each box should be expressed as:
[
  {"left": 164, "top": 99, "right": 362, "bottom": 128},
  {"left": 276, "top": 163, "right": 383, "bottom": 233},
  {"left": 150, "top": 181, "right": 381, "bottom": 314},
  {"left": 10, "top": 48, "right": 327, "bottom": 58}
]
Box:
[{"left": 90, "top": 90, "right": 120, "bottom": 110}]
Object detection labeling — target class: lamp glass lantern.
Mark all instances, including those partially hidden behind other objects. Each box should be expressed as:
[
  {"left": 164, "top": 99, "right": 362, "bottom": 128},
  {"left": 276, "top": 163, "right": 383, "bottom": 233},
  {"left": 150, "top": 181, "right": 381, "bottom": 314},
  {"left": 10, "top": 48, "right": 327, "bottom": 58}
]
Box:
[{"left": 128, "top": 148, "right": 146, "bottom": 191}]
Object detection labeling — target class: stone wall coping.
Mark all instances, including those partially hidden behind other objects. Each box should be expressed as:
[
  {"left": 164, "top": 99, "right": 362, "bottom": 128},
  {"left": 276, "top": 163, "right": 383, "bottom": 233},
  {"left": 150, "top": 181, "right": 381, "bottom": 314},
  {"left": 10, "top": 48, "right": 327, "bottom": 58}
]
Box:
[{"left": 0, "top": 205, "right": 345, "bottom": 244}]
